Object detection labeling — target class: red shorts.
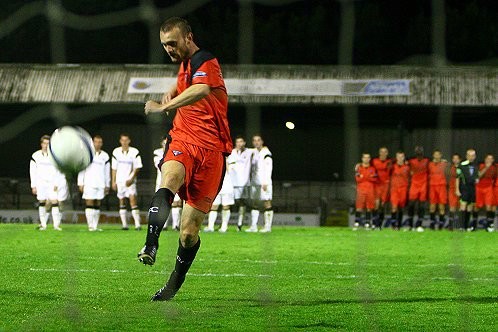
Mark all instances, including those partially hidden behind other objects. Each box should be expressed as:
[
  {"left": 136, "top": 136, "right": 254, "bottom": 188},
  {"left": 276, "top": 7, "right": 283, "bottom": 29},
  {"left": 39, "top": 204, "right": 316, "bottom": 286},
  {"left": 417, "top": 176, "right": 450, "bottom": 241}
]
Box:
[
  {"left": 476, "top": 186, "right": 494, "bottom": 208},
  {"left": 163, "top": 140, "right": 225, "bottom": 214},
  {"left": 390, "top": 186, "right": 408, "bottom": 208},
  {"left": 375, "top": 182, "right": 390, "bottom": 203},
  {"left": 409, "top": 182, "right": 427, "bottom": 201},
  {"left": 448, "top": 186, "right": 459, "bottom": 208},
  {"left": 429, "top": 184, "right": 447, "bottom": 205},
  {"left": 356, "top": 189, "right": 375, "bottom": 210},
  {"left": 495, "top": 186, "right": 498, "bottom": 206}
]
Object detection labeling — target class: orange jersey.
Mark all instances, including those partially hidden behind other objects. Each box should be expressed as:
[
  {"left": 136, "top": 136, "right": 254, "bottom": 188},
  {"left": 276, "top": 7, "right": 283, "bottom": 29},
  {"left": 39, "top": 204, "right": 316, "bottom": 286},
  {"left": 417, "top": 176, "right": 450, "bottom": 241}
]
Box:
[
  {"left": 355, "top": 165, "right": 377, "bottom": 191},
  {"left": 449, "top": 165, "right": 458, "bottom": 189},
  {"left": 477, "top": 163, "right": 497, "bottom": 188},
  {"left": 170, "top": 50, "right": 232, "bottom": 154},
  {"left": 372, "top": 157, "right": 393, "bottom": 183},
  {"left": 391, "top": 163, "right": 410, "bottom": 188},
  {"left": 408, "top": 157, "right": 429, "bottom": 186},
  {"left": 428, "top": 161, "right": 448, "bottom": 186}
]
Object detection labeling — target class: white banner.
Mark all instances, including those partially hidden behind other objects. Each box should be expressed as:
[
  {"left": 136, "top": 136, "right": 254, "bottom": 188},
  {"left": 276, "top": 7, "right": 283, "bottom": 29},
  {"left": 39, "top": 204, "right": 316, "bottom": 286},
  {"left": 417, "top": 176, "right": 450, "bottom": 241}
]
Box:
[{"left": 127, "top": 77, "right": 410, "bottom": 96}]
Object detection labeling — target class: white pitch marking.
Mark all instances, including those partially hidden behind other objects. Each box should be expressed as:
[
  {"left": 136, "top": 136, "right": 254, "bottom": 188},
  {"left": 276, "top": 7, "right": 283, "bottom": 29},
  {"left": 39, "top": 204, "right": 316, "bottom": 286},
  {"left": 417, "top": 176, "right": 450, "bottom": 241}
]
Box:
[{"left": 28, "top": 268, "right": 271, "bottom": 278}]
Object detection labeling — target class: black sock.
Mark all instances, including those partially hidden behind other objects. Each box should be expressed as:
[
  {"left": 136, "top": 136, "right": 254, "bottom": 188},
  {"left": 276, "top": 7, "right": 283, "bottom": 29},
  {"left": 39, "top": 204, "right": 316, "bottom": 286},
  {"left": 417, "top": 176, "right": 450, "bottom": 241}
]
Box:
[
  {"left": 407, "top": 202, "right": 415, "bottom": 218},
  {"left": 145, "top": 188, "right": 175, "bottom": 247},
  {"left": 397, "top": 210, "right": 404, "bottom": 227},
  {"left": 418, "top": 205, "right": 425, "bottom": 220},
  {"left": 430, "top": 213, "right": 436, "bottom": 223},
  {"left": 439, "top": 214, "right": 446, "bottom": 225},
  {"left": 355, "top": 211, "right": 362, "bottom": 224},
  {"left": 174, "top": 238, "right": 201, "bottom": 276},
  {"left": 166, "top": 238, "right": 201, "bottom": 291},
  {"left": 463, "top": 211, "right": 470, "bottom": 229},
  {"left": 365, "top": 212, "right": 372, "bottom": 225},
  {"left": 486, "top": 211, "right": 494, "bottom": 227}
]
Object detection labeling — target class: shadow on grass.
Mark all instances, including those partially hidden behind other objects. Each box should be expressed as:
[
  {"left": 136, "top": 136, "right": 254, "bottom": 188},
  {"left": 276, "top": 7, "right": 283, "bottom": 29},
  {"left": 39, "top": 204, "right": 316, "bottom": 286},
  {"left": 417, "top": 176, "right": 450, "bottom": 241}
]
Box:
[{"left": 203, "top": 295, "right": 498, "bottom": 307}]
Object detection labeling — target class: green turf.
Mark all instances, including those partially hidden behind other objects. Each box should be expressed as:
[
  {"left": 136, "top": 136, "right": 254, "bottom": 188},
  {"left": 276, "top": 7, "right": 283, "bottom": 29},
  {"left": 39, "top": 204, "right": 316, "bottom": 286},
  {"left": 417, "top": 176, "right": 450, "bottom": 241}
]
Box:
[{"left": 0, "top": 224, "right": 496, "bottom": 331}]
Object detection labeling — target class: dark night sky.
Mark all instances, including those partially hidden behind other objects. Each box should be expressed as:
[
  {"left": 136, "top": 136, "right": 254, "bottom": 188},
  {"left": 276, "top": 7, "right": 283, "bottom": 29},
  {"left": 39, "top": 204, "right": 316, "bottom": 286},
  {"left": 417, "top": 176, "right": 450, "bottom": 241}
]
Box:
[
  {"left": 0, "top": 0, "right": 497, "bottom": 181},
  {"left": 0, "top": 0, "right": 496, "bottom": 65}
]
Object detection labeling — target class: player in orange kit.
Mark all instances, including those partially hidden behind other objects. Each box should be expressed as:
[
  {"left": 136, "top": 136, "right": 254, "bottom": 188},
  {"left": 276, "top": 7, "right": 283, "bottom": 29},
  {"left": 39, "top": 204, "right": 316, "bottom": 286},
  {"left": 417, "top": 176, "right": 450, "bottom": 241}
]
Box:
[
  {"left": 447, "top": 153, "right": 461, "bottom": 229},
  {"left": 138, "top": 17, "right": 232, "bottom": 301},
  {"left": 405, "top": 146, "right": 430, "bottom": 231},
  {"left": 371, "top": 147, "right": 393, "bottom": 228},
  {"left": 388, "top": 151, "right": 410, "bottom": 230},
  {"left": 428, "top": 150, "right": 448, "bottom": 230},
  {"left": 354, "top": 153, "right": 377, "bottom": 230},
  {"left": 476, "top": 154, "right": 496, "bottom": 231}
]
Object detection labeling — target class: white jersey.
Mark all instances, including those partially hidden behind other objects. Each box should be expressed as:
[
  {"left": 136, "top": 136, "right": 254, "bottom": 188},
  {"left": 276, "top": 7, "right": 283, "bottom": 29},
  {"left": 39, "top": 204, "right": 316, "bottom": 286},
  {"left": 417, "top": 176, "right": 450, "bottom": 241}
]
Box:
[
  {"left": 228, "top": 148, "right": 253, "bottom": 188},
  {"left": 77, "top": 150, "right": 110, "bottom": 189},
  {"left": 251, "top": 147, "right": 273, "bottom": 186},
  {"left": 219, "top": 169, "right": 234, "bottom": 195},
  {"left": 30, "top": 150, "right": 68, "bottom": 200},
  {"left": 30, "top": 150, "right": 59, "bottom": 188},
  {"left": 111, "top": 147, "right": 143, "bottom": 184},
  {"left": 153, "top": 148, "right": 164, "bottom": 191}
]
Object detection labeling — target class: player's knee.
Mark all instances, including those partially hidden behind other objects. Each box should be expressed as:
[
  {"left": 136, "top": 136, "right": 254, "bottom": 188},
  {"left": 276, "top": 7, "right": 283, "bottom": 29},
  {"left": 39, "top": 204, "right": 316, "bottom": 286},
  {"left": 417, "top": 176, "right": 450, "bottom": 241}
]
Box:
[{"left": 180, "top": 228, "right": 199, "bottom": 248}]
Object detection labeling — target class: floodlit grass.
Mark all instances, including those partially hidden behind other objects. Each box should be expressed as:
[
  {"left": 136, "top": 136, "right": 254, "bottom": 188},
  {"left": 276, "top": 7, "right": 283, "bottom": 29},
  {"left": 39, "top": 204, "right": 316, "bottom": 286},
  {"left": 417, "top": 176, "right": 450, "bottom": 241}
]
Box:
[{"left": 0, "top": 224, "right": 496, "bottom": 331}]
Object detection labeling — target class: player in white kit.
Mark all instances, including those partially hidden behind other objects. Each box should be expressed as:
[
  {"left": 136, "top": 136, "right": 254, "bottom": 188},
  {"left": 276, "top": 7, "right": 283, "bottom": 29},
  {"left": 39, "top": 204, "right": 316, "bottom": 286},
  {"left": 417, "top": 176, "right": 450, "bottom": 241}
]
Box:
[
  {"left": 30, "top": 135, "right": 68, "bottom": 231},
  {"left": 205, "top": 157, "right": 235, "bottom": 232},
  {"left": 153, "top": 136, "right": 183, "bottom": 230},
  {"left": 228, "top": 136, "right": 253, "bottom": 231},
  {"left": 246, "top": 135, "right": 274, "bottom": 233},
  {"left": 78, "top": 135, "right": 110, "bottom": 231},
  {"left": 111, "top": 134, "right": 143, "bottom": 230}
]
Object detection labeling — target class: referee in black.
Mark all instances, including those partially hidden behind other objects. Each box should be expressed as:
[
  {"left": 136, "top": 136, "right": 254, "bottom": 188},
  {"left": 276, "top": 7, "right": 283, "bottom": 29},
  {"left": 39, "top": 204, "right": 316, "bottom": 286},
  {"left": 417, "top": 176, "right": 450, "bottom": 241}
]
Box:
[{"left": 455, "top": 149, "right": 479, "bottom": 231}]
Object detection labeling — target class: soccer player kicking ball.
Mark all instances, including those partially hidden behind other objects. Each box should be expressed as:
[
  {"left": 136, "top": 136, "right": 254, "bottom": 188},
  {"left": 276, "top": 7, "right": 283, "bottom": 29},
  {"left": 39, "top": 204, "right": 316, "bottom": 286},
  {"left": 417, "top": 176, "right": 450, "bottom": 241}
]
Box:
[
  {"left": 353, "top": 153, "right": 377, "bottom": 230},
  {"left": 138, "top": 17, "right": 232, "bottom": 301}
]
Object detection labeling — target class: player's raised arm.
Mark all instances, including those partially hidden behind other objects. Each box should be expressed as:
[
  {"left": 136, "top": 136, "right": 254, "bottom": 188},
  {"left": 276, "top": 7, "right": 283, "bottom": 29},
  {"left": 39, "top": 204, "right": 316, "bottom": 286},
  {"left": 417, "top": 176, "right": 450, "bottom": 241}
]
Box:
[
  {"left": 145, "top": 84, "right": 210, "bottom": 114},
  {"left": 162, "top": 83, "right": 178, "bottom": 104}
]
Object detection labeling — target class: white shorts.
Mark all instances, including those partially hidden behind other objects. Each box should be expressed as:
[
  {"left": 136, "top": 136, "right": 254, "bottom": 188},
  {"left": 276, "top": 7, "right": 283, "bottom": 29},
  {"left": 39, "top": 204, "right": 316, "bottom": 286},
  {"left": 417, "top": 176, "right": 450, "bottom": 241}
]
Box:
[
  {"left": 117, "top": 183, "right": 137, "bottom": 199},
  {"left": 36, "top": 182, "right": 68, "bottom": 202},
  {"left": 251, "top": 184, "right": 272, "bottom": 201},
  {"left": 57, "top": 183, "right": 69, "bottom": 202},
  {"left": 233, "top": 185, "right": 250, "bottom": 200},
  {"left": 213, "top": 192, "right": 235, "bottom": 206},
  {"left": 82, "top": 187, "right": 105, "bottom": 200}
]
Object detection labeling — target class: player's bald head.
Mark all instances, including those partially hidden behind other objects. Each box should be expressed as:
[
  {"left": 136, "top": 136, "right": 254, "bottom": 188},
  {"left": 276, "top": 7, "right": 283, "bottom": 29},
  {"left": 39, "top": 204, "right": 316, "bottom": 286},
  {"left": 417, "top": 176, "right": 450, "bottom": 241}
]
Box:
[{"left": 466, "top": 148, "right": 476, "bottom": 162}]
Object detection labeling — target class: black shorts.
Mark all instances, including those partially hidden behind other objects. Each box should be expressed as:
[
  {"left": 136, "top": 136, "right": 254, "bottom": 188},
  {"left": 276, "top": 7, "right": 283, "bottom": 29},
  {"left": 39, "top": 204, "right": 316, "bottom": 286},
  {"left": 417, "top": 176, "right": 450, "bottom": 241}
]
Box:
[{"left": 459, "top": 185, "right": 476, "bottom": 204}]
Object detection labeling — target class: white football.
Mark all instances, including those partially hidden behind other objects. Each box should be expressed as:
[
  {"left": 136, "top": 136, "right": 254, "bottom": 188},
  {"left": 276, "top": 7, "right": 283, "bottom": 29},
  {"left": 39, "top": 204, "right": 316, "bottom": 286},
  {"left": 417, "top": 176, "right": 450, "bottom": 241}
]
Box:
[{"left": 49, "top": 126, "right": 95, "bottom": 174}]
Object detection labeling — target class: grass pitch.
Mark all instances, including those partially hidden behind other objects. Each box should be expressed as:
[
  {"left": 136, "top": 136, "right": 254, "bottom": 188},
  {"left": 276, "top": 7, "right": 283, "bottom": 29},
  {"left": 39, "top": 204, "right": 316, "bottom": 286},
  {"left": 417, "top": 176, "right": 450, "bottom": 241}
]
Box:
[{"left": 0, "top": 224, "right": 496, "bottom": 331}]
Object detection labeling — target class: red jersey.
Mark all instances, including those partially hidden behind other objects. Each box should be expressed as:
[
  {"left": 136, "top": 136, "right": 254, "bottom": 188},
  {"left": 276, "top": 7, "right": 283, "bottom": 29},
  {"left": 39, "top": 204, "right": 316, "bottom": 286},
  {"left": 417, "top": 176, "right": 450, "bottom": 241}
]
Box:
[
  {"left": 477, "top": 163, "right": 497, "bottom": 188},
  {"left": 408, "top": 157, "right": 429, "bottom": 186},
  {"left": 355, "top": 165, "right": 377, "bottom": 191},
  {"left": 449, "top": 165, "right": 458, "bottom": 189},
  {"left": 372, "top": 157, "right": 392, "bottom": 183},
  {"left": 428, "top": 160, "right": 447, "bottom": 186},
  {"left": 170, "top": 50, "right": 232, "bottom": 154},
  {"left": 391, "top": 163, "right": 410, "bottom": 188}
]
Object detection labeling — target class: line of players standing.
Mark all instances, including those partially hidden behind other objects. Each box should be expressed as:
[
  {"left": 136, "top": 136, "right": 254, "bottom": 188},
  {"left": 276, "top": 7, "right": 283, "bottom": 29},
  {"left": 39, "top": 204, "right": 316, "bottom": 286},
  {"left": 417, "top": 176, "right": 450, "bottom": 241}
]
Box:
[
  {"left": 354, "top": 146, "right": 497, "bottom": 232},
  {"left": 30, "top": 133, "right": 274, "bottom": 232}
]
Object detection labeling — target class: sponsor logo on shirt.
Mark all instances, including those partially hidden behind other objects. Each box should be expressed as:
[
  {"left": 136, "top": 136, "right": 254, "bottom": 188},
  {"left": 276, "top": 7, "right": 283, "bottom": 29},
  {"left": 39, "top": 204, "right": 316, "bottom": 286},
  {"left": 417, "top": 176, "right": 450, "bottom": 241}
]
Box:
[
  {"left": 172, "top": 150, "right": 183, "bottom": 156},
  {"left": 192, "top": 71, "right": 208, "bottom": 78}
]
